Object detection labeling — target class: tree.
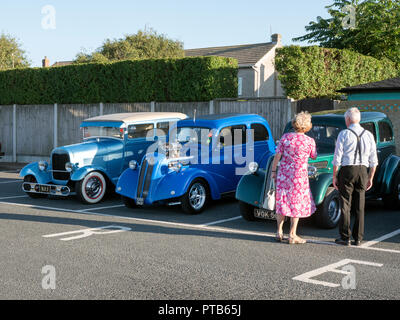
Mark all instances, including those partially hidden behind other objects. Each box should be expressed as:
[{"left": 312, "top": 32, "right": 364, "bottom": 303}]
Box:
[
  {"left": 293, "top": 0, "right": 400, "bottom": 64},
  {"left": 0, "top": 33, "right": 30, "bottom": 70},
  {"left": 75, "top": 28, "right": 184, "bottom": 63}
]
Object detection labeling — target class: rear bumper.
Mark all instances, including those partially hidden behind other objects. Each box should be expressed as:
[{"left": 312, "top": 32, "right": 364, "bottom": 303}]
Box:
[{"left": 22, "top": 182, "right": 71, "bottom": 196}]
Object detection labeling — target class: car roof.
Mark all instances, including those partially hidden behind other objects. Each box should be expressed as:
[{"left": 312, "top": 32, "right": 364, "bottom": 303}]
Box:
[
  {"left": 177, "top": 113, "right": 267, "bottom": 128},
  {"left": 83, "top": 112, "right": 187, "bottom": 123},
  {"left": 310, "top": 110, "right": 388, "bottom": 124}
]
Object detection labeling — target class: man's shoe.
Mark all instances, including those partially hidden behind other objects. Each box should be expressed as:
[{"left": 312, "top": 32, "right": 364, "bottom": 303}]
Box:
[
  {"left": 353, "top": 240, "right": 362, "bottom": 246},
  {"left": 335, "top": 238, "right": 351, "bottom": 246}
]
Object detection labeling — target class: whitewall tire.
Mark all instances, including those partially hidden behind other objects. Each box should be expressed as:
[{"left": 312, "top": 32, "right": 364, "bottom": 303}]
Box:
[{"left": 76, "top": 172, "right": 107, "bottom": 204}]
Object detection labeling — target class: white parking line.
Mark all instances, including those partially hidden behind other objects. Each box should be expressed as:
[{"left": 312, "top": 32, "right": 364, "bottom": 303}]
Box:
[
  {"left": 0, "top": 200, "right": 399, "bottom": 253},
  {"left": 202, "top": 216, "right": 242, "bottom": 226},
  {"left": 0, "top": 180, "right": 22, "bottom": 184},
  {"left": 0, "top": 195, "right": 28, "bottom": 200},
  {"left": 361, "top": 228, "right": 400, "bottom": 248},
  {"left": 78, "top": 205, "right": 126, "bottom": 212}
]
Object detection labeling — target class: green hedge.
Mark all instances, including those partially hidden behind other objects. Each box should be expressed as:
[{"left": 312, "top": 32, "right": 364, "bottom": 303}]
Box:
[
  {"left": 0, "top": 57, "right": 238, "bottom": 104},
  {"left": 275, "top": 46, "right": 399, "bottom": 100}
]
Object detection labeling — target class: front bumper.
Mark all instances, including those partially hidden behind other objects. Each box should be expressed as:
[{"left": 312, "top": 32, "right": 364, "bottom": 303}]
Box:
[{"left": 22, "top": 182, "right": 71, "bottom": 196}]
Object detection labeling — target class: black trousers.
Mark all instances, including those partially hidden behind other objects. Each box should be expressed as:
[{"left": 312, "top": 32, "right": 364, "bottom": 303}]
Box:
[{"left": 338, "top": 165, "right": 369, "bottom": 242}]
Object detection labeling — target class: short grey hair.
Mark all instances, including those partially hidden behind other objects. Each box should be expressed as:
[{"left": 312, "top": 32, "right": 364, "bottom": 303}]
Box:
[{"left": 345, "top": 107, "right": 361, "bottom": 123}]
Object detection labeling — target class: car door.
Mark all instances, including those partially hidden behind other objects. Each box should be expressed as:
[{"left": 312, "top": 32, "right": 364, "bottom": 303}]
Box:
[
  {"left": 216, "top": 124, "right": 247, "bottom": 192},
  {"left": 249, "top": 123, "right": 270, "bottom": 167}
]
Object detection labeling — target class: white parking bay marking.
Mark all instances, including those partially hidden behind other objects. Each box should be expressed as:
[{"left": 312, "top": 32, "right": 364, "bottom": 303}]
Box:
[
  {"left": 293, "top": 259, "right": 383, "bottom": 288},
  {"left": 201, "top": 216, "right": 242, "bottom": 226},
  {"left": 43, "top": 225, "right": 132, "bottom": 241},
  {"left": 0, "top": 195, "right": 28, "bottom": 200},
  {"left": 361, "top": 228, "right": 400, "bottom": 249},
  {"left": 78, "top": 205, "right": 125, "bottom": 212},
  {"left": 0, "top": 180, "right": 22, "bottom": 184}
]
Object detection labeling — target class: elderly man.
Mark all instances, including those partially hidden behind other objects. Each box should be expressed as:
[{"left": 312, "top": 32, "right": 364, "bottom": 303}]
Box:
[{"left": 332, "top": 108, "right": 378, "bottom": 246}]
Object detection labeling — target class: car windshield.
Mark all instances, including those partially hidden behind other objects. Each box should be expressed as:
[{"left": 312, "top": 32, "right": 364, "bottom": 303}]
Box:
[
  {"left": 176, "top": 127, "right": 213, "bottom": 146},
  {"left": 285, "top": 124, "right": 341, "bottom": 154},
  {"left": 306, "top": 125, "right": 341, "bottom": 154},
  {"left": 82, "top": 126, "right": 124, "bottom": 140}
]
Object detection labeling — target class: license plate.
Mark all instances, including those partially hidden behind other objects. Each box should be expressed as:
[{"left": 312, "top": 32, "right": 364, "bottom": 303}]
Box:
[
  {"left": 136, "top": 198, "right": 144, "bottom": 206},
  {"left": 254, "top": 208, "right": 276, "bottom": 220},
  {"left": 39, "top": 185, "right": 51, "bottom": 193}
]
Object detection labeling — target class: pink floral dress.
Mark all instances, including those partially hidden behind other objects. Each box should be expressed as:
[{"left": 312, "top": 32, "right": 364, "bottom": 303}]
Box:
[{"left": 275, "top": 133, "right": 317, "bottom": 218}]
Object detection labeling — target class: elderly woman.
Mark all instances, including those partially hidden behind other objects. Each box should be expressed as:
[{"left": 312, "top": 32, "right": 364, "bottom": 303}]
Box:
[{"left": 271, "top": 111, "right": 317, "bottom": 244}]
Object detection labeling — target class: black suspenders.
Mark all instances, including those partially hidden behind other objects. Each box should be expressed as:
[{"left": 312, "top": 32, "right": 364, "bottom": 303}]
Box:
[{"left": 347, "top": 128, "right": 366, "bottom": 165}]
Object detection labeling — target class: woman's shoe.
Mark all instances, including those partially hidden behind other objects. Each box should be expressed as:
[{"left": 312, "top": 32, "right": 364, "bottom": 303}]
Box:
[
  {"left": 275, "top": 233, "right": 284, "bottom": 242},
  {"left": 288, "top": 236, "right": 307, "bottom": 245}
]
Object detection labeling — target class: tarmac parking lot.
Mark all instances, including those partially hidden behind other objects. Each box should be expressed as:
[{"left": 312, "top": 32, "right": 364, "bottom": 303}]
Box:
[{"left": 0, "top": 163, "right": 399, "bottom": 300}]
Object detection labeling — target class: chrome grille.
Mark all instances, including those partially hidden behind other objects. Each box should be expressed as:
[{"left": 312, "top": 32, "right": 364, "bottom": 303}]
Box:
[
  {"left": 52, "top": 153, "right": 70, "bottom": 180},
  {"left": 136, "top": 158, "right": 154, "bottom": 200}
]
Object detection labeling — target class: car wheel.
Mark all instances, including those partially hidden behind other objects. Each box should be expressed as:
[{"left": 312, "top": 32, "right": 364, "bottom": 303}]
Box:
[
  {"left": 181, "top": 179, "right": 209, "bottom": 214},
  {"left": 314, "top": 187, "right": 341, "bottom": 229},
  {"left": 383, "top": 172, "right": 400, "bottom": 210},
  {"left": 239, "top": 201, "right": 256, "bottom": 221},
  {"left": 76, "top": 172, "right": 107, "bottom": 204},
  {"left": 23, "top": 176, "right": 47, "bottom": 199},
  {"left": 122, "top": 196, "right": 137, "bottom": 209}
]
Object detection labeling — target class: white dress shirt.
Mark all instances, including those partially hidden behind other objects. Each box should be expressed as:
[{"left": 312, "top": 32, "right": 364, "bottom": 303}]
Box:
[{"left": 333, "top": 123, "right": 378, "bottom": 168}]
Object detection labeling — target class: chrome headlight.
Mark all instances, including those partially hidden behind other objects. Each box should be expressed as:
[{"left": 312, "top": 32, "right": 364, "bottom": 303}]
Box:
[
  {"left": 249, "top": 162, "right": 259, "bottom": 174},
  {"left": 308, "top": 165, "right": 317, "bottom": 178},
  {"left": 129, "top": 160, "right": 138, "bottom": 170},
  {"left": 65, "top": 162, "right": 74, "bottom": 172},
  {"left": 38, "top": 161, "right": 48, "bottom": 171},
  {"left": 168, "top": 161, "right": 182, "bottom": 172}
]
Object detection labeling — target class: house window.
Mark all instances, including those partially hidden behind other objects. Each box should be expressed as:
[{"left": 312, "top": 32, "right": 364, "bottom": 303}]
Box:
[{"left": 238, "top": 77, "right": 243, "bottom": 96}]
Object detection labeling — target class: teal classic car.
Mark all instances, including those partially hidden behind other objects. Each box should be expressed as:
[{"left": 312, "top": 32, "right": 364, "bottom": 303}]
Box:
[{"left": 236, "top": 111, "right": 400, "bottom": 229}]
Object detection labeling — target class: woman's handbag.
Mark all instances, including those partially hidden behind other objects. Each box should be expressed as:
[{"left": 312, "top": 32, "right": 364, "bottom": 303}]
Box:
[
  {"left": 263, "top": 188, "right": 276, "bottom": 211},
  {"left": 262, "top": 164, "right": 276, "bottom": 211}
]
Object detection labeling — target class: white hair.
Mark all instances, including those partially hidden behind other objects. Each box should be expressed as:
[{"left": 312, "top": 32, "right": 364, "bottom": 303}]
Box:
[{"left": 345, "top": 108, "right": 361, "bottom": 124}]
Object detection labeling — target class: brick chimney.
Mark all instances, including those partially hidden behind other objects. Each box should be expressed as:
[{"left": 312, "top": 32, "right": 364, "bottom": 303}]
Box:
[
  {"left": 271, "top": 33, "right": 282, "bottom": 45},
  {"left": 42, "top": 56, "right": 50, "bottom": 68}
]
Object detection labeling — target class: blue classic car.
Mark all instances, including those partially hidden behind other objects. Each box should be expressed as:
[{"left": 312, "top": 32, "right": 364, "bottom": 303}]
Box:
[
  {"left": 116, "top": 113, "right": 276, "bottom": 214},
  {"left": 20, "top": 112, "right": 187, "bottom": 204}
]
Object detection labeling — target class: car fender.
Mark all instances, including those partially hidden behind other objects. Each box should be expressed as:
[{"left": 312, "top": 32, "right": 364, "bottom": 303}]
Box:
[
  {"left": 150, "top": 167, "right": 221, "bottom": 202},
  {"left": 19, "top": 162, "right": 52, "bottom": 184},
  {"left": 310, "top": 172, "right": 333, "bottom": 206},
  {"left": 70, "top": 166, "right": 112, "bottom": 184},
  {"left": 115, "top": 168, "right": 140, "bottom": 199},
  {"left": 377, "top": 154, "right": 400, "bottom": 194},
  {"left": 235, "top": 169, "right": 266, "bottom": 207}
]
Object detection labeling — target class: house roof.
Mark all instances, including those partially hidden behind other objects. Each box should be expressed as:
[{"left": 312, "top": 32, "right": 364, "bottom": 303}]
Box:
[
  {"left": 82, "top": 112, "right": 187, "bottom": 124},
  {"left": 185, "top": 42, "right": 276, "bottom": 66},
  {"left": 339, "top": 77, "right": 400, "bottom": 93},
  {"left": 52, "top": 61, "right": 74, "bottom": 67}
]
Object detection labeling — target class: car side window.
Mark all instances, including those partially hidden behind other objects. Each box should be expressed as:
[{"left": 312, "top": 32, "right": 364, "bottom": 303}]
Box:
[
  {"left": 156, "top": 121, "right": 170, "bottom": 137},
  {"left": 219, "top": 125, "right": 247, "bottom": 147},
  {"left": 361, "top": 122, "right": 377, "bottom": 142},
  {"left": 250, "top": 123, "right": 269, "bottom": 142},
  {"left": 378, "top": 121, "right": 394, "bottom": 143},
  {"left": 127, "top": 123, "right": 155, "bottom": 140}
]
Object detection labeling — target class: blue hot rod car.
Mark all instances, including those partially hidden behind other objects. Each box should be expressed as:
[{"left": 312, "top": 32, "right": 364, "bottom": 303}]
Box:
[
  {"left": 20, "top": 112, "right": 187, "bottom": 204},
  {"left": 116, "top": 113, "right": 276, "bottom": 214}
]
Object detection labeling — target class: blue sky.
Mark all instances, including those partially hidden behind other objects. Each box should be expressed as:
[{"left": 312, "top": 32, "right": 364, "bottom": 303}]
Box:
[{"left": 0, "top": 0, "right": 332, "bottom": 67}]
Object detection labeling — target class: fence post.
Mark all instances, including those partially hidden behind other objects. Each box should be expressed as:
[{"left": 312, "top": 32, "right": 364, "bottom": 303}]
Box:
[
  {"left": 209, "top": 100, "right": 214, "bottom": 114},
  {"left": 53, "top": 103, "right": 58, "bottom": 149},
  {"left": 150, "top": 101, "right": 155, "bottom": 112},
  {"left": 99, "top": 102, "right": 104, "bottom": 116},
  {"left": 12, "top": 104, "right": 17, "bottom": 163}
]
